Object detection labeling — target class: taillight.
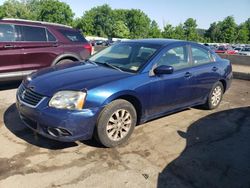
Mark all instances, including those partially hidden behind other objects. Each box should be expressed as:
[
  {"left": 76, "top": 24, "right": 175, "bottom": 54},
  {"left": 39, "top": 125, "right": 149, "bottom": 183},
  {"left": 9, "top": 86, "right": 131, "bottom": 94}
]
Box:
[{"left": 83, "top": 43, "right": 92, "bottom": 55}]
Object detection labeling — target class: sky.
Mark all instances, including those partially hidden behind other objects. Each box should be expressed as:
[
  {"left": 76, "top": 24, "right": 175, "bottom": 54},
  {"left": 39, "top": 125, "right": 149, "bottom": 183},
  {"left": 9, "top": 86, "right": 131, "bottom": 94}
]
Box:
[{"left": 1, "top": 0, "right": 250, "bottom": 29}]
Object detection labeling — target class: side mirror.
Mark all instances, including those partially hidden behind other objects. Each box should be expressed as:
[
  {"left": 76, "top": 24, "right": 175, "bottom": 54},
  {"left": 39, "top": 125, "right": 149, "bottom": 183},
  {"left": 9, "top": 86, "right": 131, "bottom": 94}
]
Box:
[{"left": 153, "top": 65, "right": 174, "bottom": 75}]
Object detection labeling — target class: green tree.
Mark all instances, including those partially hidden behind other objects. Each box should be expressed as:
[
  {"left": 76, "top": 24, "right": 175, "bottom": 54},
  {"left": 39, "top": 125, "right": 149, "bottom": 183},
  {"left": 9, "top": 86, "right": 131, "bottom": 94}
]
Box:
[
  {"left": 76, "top": 4, "right": 114, "bottom": 37},
  {"left": 162, "top": 24, "right": 175, "bottom": 38},
  {"left": 205, "top": 22, "right": 221, "bottom": 42},
  {"left": 112, "top": 9, "right": 127, "bottom": 23},
  {"left": 183, "top": 18, "right": 199, "bottom": 41},
  {"left": 0, "top": 6, "right": 5, "bottom": 19},
  {"left": 148, "top": 20, "right": 161, "bottom": 38},
  {"left": 220, "top": 16, "right": 237, "bottom": 43},
  {"left": 244, "top": 18, "right": 250, "bottom": 42},
  {"left": 25, "top": 0, "right": 41, "bottom": 20},
  {"left": 0, "top": 0, "right": 32, "bottom": 19},
  {"left": 37, "top": 0, "right": 74, "bottom": 25},
  {"left": 173, "top": 24, "right": 185, "bottom": 40},
  {"left": 112, "top": 20, "right": 130, "bottom": 38},
  {"left": 126, "top": 9, "right": 151, "bottom": 38},
  {"left": 75, "top": 11, "right": 95, "bottom": 36},
  {"left": 236, "top": 23, "right": 249, "bottom": 43}
]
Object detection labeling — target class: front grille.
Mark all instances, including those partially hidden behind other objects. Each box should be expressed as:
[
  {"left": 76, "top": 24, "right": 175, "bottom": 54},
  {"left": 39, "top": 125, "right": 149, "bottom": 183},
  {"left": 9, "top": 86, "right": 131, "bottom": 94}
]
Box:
[{"left": 18, "top": 84, "right": 44, "bottom": 107}]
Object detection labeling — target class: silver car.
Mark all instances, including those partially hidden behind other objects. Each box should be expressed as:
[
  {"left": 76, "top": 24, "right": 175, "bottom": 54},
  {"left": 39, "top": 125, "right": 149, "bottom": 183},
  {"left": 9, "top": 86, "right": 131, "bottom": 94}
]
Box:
[{"left": 239, "top": 47, "right": 250, "bottom": 56}]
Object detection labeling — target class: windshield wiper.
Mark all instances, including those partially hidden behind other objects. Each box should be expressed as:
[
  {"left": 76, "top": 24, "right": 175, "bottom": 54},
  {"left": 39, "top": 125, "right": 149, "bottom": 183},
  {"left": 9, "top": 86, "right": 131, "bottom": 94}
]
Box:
[
  {"left": 85, "top": 60, "right": 124, "bottom": 72},
  {"left": 103, "top": 62, "right": 124, "bottom": 72},
  {"left": 83, "top": 59, "right": 97, "bottom": 66}
]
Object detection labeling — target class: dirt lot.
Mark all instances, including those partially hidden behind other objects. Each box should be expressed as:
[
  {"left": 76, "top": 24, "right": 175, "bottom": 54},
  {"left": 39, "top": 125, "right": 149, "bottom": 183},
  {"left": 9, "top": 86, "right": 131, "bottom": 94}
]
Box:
[{"left": 0, "top": 79, "right": 249, "bottom": 188}]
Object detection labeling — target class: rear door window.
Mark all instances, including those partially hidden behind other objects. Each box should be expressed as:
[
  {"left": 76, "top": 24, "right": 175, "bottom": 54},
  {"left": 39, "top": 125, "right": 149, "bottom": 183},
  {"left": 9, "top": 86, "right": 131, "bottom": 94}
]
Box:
[
  {"left": 58, "top": 29, "right": 87, "bottom": 42},
  {"left": 21, "top": 26, "right": 47, "bottom": 42},
  {"left": 0, "top": 24, "right": 16, "bottom": 42},
  {"left": 191, "top": 46, "right": 213, "bottom": 65}
]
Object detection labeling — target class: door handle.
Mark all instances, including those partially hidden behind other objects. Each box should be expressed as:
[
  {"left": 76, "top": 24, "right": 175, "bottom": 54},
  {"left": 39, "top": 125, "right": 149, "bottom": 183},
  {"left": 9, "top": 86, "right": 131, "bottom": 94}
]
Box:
[
  {"left": 212, "top": 67, "right": 218, "bottom": 72},
  {"left": 4, "top": 45, "right": 15, "bottom": 49},
  {"left": 184, "top": 72, "right": 192, "bottom": 78}
]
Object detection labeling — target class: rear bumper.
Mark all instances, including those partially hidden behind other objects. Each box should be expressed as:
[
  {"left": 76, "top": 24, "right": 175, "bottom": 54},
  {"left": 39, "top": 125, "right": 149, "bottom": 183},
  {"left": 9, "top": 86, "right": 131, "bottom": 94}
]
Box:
[{"left": 16, "top": 96, "right": 101, "bottom": 142}]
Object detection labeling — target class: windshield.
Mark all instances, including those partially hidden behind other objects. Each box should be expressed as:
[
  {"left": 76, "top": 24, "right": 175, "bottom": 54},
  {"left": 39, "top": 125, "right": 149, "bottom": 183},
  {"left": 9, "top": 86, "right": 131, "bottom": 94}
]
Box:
[{"left": 89, "top": 42, "right": 160, "bottom": 73}]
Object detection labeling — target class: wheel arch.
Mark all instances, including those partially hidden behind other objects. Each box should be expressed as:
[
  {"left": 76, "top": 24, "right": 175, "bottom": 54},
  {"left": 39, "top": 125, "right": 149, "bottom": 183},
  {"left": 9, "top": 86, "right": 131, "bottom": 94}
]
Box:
[
  {"left": 51, "top": 53, "right": 81, "bottom": 66},
  {"left": 103, "top": 91, "right": 143, "bottom": 125},
  {"left": 219, "top": 79, "right": 227, "bottom": 93}
]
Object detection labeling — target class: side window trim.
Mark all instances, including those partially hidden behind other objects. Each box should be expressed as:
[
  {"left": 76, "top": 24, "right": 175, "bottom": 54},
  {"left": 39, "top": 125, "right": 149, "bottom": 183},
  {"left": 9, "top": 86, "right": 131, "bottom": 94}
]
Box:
[
  {"left": 155, "top": 44, "right": 192, "bottom": 71},
  {"left": 190, "top": 44, "right": 214, "bottom": 66},
  {"left": 45, "top": 29, "right": 57, "bottom": 42},
  {"left": 14, "top": 25, "right": 22, "bottom": 41},
  {"left": 0, "top": 23, "right": 16, "bottom": 42}
]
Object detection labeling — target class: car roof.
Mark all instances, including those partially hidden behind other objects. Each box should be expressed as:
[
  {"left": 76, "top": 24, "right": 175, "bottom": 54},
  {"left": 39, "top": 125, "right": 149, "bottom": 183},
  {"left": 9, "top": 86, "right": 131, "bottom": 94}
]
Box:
[
  {"left": 0, "top": 18, "right": 73, "bottom": 30},
  {"left": 123, "top": 38, "right": 189, "bottom": 46}
]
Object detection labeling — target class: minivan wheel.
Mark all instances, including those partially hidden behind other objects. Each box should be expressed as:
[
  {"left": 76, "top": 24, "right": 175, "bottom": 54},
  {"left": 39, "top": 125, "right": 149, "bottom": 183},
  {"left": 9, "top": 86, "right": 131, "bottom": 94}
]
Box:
[
  {"left": 56, "top": 59, "right": 74, "bottom": 65},
  {"left": 95, "top": 99, "right": 137, "bottom": 148},
  {"left": 204, "top": 82, "right": 224, "bottom": 110}
]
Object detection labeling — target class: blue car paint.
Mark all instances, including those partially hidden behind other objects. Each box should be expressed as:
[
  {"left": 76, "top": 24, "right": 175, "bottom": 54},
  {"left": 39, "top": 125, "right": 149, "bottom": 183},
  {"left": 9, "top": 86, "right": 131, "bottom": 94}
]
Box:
[{"left": 16, "top": 39, "right": 232, "bottom": 142}]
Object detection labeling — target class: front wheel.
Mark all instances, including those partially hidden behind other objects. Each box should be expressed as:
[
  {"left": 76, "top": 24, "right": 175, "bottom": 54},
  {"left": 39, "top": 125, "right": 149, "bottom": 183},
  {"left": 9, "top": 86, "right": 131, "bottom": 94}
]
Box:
[
  {"left": 204, "top": 82, "right": 224, "bottom": 110},
  {"left": 95, "top": 99, "right": 137, "bottom": 148}
]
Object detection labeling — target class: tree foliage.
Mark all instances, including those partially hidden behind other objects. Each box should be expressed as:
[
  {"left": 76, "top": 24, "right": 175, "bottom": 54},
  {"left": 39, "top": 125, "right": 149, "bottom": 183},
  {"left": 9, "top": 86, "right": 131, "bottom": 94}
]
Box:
[
  {"left": 0, "top": 0, "right": 74, "bottom": 25},
  {"left": 183, "top": 18, "right": 199, "bottom": 41},
  {"left": 0, "top": 0, "right": 32, "bottom": 19},
  {"left": 0, "top": 1, "right": 249, "bottom": 43},
  {"left": 148, "top": 20, "right": 162, "bottom": 38},
  {"left": 236, "top": 23, "right": 249, "bottom": 43},
  {"left": 37, "top": 0, "right": 74, "bottom": 25},
  {"left": 220, "top": 16, "right": 237, "bottom": 43}
]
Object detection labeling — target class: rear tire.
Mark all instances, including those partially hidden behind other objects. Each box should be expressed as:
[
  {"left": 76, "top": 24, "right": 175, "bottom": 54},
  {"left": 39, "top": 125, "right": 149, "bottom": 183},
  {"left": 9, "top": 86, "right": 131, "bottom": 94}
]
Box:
[
  {"left": 56, "top": 59, "right": 74, "bottom": 65},
  {"left": 95, "top": 99, "right": 137, "bottom": 148},
  {"left": 203, "top": 81, "right": 224, "bottom": 110}
]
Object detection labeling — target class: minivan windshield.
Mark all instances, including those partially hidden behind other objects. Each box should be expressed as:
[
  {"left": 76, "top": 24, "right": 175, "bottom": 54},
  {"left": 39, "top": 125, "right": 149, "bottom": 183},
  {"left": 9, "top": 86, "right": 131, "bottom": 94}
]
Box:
[{"left": 89, "top": 42, "right": 160, "bottom": 73}]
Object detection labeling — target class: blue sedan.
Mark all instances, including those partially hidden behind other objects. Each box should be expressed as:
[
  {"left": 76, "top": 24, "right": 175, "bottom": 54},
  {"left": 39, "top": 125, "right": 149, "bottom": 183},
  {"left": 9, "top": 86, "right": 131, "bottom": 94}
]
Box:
[{"left": 16, "top": 39, "right": 232, "bottom": 147}]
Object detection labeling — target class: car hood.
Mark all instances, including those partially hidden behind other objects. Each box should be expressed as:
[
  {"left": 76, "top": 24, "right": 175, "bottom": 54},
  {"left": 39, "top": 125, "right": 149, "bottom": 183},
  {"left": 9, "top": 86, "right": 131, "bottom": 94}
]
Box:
[{"left": 23, "top": 62, "right": 132, "bottom": 96}]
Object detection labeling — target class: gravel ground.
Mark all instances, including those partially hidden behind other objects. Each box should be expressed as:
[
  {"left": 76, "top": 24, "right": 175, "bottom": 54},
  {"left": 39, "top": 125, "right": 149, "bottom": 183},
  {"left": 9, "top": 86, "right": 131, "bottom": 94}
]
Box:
[{"left": 0, "top": 79, "right": 249, "bottom": 188}]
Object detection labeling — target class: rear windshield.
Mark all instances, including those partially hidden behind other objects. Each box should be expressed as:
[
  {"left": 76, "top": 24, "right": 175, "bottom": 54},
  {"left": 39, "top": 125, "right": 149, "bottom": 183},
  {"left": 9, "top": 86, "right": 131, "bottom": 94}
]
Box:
[
  {"left": 58, "top": 29, "right": 87, "bottom": 42},
  {"left": 218, "top": 46, "right": 225, "bottom": 50}
]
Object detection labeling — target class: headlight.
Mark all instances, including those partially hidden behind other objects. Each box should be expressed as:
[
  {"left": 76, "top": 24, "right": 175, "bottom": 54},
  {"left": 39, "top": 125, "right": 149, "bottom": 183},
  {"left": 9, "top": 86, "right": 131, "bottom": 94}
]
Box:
[{"left": 49, "top": 91, "right": 86, "bottom": 110}]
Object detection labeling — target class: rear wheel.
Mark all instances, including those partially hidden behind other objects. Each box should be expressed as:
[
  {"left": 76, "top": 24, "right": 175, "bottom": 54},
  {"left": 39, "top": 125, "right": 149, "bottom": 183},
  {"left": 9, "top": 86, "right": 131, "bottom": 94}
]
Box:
[
  {"left": 95, "top": 99, "right": 137, "bottom": 148},
  {"left": 204, "top": 82, "right": 224, "bottom": 110},
  {"left": 56, "top": 59, "right": 74, "bottom": 65}
]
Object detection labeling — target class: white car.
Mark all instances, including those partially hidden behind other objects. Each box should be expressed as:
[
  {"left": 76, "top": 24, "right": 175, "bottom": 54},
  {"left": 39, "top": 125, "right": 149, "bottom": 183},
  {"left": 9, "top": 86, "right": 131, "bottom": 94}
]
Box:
[
  {"left": 234, "top": 47, "right": 243, "bottom": 54},
  {"left": 239, "top": 47, "right": 250, "bottom": 56}
]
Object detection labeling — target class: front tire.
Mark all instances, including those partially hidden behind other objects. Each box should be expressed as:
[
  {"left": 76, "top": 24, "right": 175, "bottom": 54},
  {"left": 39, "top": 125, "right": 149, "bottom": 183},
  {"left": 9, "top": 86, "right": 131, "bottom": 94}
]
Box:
[
  {"left": 95, "top": 99, "right": 137, "bottom": 148},
  {"left": 204, "top": 82, "right": 224, "bottom": 110}
]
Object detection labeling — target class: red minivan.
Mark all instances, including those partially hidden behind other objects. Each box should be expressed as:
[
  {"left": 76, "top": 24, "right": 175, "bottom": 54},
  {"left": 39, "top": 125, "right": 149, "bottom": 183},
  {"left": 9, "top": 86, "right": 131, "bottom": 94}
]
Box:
[{"left": 0, "top": 18, "right": 92, "bottom": 81}]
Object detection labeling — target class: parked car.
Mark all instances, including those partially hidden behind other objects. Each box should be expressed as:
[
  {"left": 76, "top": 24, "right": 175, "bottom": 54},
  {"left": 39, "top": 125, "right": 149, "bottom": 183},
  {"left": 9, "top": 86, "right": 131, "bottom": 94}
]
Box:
[
  {"left": 215, "top": 46, "right": 236, "bottom": 54},
  {"left": 238, "top": 47, "right": 250, "bottom": 56},
  {"left": 103, "top": 39, "right": 115, "bottom": 46},
  {"left": 204, "top": 44, "right": 216, "bottom": 52},
  {"left": 16, "top": 39, "right": 232, "bottom": 147},
  {"left": 234, "top": 47, "right": 243, "bottom": 54},
  {"left": 0, "top": 18, "right": 92, "bottom": 82},
  {"left": 90, "top": 40, "right": 105, "bottom": 46}
]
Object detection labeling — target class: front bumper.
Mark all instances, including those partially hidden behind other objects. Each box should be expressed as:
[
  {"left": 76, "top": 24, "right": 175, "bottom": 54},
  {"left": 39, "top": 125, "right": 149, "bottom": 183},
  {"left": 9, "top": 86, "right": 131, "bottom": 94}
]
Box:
[{"left": 16, "top": 96, "right": 101, "bottom": 142}]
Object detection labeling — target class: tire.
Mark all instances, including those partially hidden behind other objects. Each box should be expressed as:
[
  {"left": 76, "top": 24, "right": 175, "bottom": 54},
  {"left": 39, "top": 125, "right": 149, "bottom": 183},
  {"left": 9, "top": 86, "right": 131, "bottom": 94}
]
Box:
[
  {"left": 204, "top": 81, "right": 224, "bottom": 110},
  {"left": 95, "top": 99, "right": 137, "bottom": 148},
  {"left": 56, "top": 59, "right": 74, "bottom": 65}
]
